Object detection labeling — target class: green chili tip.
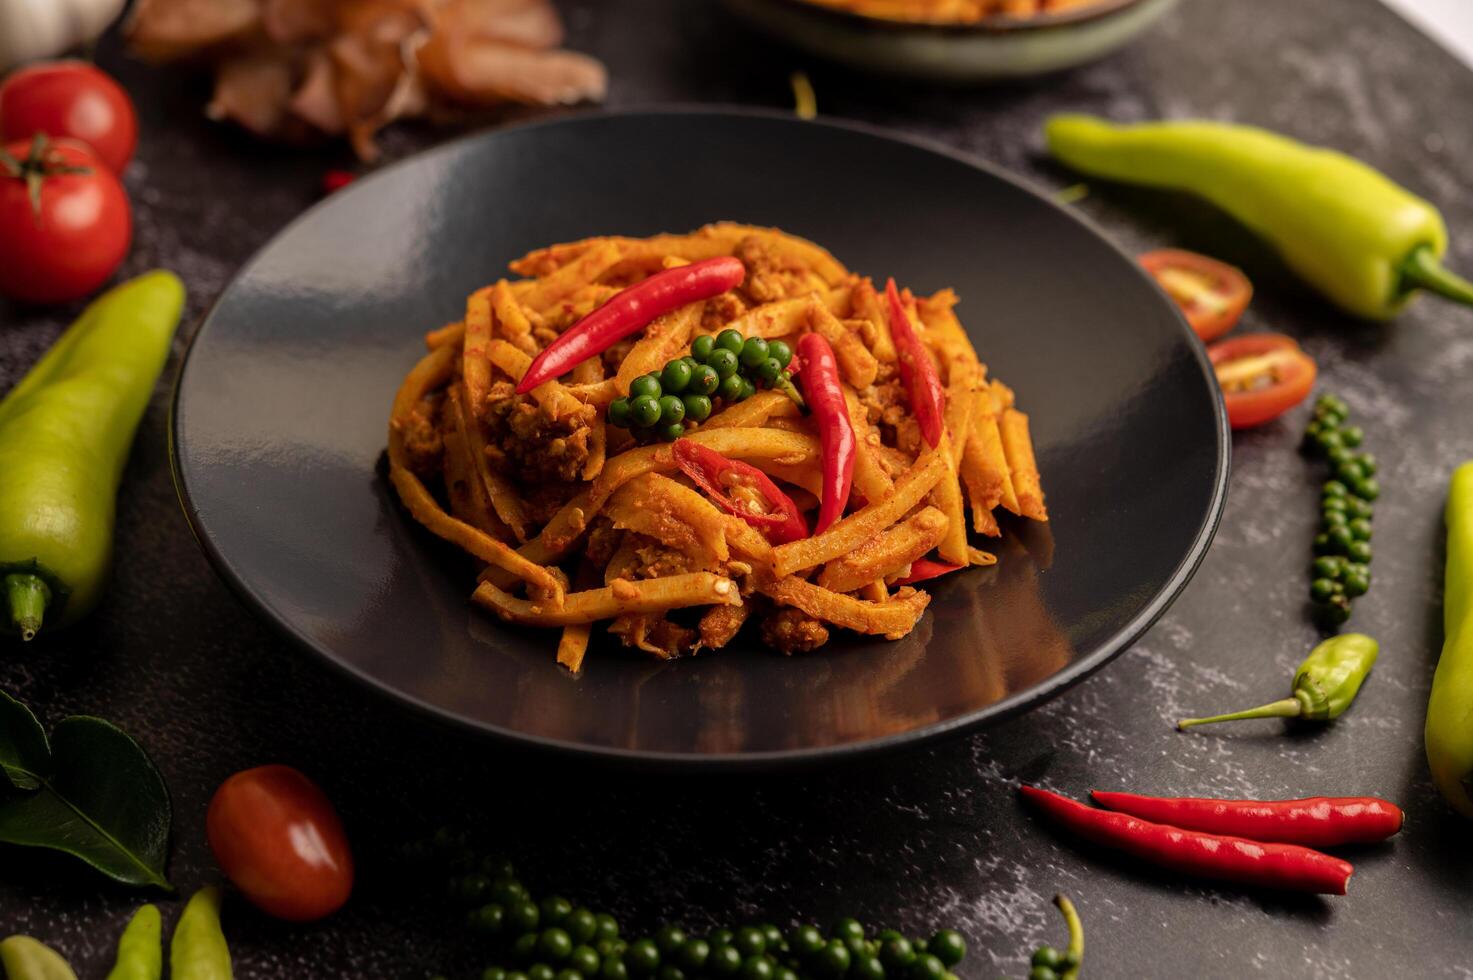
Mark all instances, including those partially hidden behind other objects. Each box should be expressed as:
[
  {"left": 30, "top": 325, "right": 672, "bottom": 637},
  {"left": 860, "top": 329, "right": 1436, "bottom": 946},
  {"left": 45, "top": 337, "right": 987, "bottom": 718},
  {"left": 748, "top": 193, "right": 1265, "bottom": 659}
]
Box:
[
  {"left": 775, "top": 374, "right": 807, "bottom": 411},
  {"left": 5, "top": 573, "right": 51, "bottom": 641},
  {"left": 1176, "top": 696, "right": 1305, "bottom": 730},
  {"left": 1401, "top": 245, "right": 1473, "bottom": 308}
]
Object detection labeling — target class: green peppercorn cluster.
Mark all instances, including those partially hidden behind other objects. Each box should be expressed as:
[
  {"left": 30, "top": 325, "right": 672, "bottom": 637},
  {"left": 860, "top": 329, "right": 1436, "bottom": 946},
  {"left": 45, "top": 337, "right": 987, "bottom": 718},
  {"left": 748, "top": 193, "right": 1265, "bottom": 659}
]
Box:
[
  {"left": 1025, "top": 943, "right": 1080, "bottom": 980},
  {"left": 607, "top": 330, "right": 796, "bottom": 442},
  {"left": 1302, "top": 394, "right": 1377, "bottom": 625},
  {"left": 436, "top": 857, "right": 968, "bottom": 980}
]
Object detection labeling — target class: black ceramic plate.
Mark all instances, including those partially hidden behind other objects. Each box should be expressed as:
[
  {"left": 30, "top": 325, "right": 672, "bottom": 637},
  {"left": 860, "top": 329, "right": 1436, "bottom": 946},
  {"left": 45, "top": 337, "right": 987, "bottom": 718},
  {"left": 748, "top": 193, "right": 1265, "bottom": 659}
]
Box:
[{"left": 171, "top": 109, "right": 1227, "bottom": 767}]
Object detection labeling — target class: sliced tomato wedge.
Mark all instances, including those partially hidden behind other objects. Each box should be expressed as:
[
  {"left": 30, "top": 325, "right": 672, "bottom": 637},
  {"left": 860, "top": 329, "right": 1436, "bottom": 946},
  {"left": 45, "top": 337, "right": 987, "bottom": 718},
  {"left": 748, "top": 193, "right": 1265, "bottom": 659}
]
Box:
[
  {"left": 1207, "top": 333, "right": 1317, "bottom": 430},
  {"left": 1141, "top": 249, "right": 1253, "bottom": 342}
]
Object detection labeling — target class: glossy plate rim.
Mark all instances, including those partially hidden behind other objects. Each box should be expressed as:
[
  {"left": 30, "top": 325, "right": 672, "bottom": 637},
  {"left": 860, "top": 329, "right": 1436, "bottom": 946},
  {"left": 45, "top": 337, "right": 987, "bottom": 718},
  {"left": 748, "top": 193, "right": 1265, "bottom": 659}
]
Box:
[{"left": 169, "top": 106, "right": 1231, "bottom": 770}]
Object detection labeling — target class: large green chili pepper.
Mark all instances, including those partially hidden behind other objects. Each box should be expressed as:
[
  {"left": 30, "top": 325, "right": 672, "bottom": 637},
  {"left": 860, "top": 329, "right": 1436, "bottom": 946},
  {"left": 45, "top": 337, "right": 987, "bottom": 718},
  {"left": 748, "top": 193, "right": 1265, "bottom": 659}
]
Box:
[
  {"left": 0, "top": 271, "right": 184, "bottom": 640},
  {"left": 170, "top": 887, "right": 232, "bottom": 980},
  {"left": 0, "top": 937, "right": 78, "bottom": 980},
  {"left": 1178, "top": 633, "right": 1378, "bottom": 729},
  {"left": 1045, "top": 115, "right": 1473, "bottom": 320},
  {"left": 105, "top": 906, "right": 162, "bottom": 980},
  {"left": 1427, "top": 462, "right": 1473, "bottom": 819}
]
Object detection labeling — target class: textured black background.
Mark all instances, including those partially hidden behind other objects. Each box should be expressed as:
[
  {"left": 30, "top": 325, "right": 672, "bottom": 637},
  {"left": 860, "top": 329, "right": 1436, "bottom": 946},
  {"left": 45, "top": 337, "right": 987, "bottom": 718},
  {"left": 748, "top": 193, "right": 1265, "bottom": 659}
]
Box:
[{"left": 4, "top": 0, "right": 1473, "bottom": 976}]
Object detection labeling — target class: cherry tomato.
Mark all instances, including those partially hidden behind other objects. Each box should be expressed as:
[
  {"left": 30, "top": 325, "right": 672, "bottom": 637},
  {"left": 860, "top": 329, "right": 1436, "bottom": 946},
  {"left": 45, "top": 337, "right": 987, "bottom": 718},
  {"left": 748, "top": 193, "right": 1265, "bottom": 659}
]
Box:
[
  {"left": 206, "top": 765, "right": 354, "bottom": 922},
  {"left": 0, "top": 62, "right": 138, "bottom": 174},
  {"left": 1141, "top": 249, "right": 1252, "bottom": 343},
  {"left": 1208, "top": 333, "right": 1317, "bottom": 430},
  {"left": 0, "top": 136, "right": 131, "bottom": 304}
]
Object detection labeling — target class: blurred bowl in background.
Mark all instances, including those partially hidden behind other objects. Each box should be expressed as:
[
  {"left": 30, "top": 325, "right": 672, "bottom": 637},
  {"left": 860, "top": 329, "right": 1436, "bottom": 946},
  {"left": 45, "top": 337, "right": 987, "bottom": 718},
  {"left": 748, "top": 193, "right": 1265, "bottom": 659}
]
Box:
[{"left": 723, "top": 0, "right": 1177, "bottom": 82}]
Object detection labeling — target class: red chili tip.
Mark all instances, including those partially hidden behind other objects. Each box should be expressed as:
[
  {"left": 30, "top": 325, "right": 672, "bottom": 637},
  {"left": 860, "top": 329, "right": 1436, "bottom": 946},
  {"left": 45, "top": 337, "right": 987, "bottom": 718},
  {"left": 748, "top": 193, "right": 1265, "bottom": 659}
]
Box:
[{"left": 322, "top": 169, "right": 357, "bottom": 194}]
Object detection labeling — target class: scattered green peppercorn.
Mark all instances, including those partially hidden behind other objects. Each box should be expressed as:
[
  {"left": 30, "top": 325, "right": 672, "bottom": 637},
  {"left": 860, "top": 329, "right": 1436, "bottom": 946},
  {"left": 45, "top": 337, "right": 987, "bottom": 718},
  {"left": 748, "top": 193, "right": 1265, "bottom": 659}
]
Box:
[
  {"left": 1327, "top": 445, "right": 1352, "bottom": 467},
  {"left": 1322, "top": 594, "right": 1353, "bottom": 625},
  {"left": 1345, "top": 496, "right": 1373, "bottom": 519},
  {"left": 1310, "top": 578, "right": 1337, "bottom": 603},
  {"left": 1347, "top": 540, "right": 1372, "bottom": 564},
  {"left": 760, "top": 926, "right": 785, "bottom": 951},
  {"left": 629, "top": 394, "right": 661, "bottom": 427},
  {"left": 513, "top": 934, "right": 540, "bottom": 961},
  {"left": 1322, "top": 480, "right": 1348, "bottom": 498},
  {"left": 1031, "top": 947, "right": 1063, "bottom": 969},
  {"left": 682, "top": 394, "right": 712, "bottom": 422},
  {"left": 658, "top": 421, "right": 685, "bottom": 441},
  {"left": 1313, "top": 533, "right": 1332, "bottom": 554},
  {"left": 1348, "top": 518, "right": 1372, "bottom": 541},
  {"left": 570, "top": 947, "right": 601, "bottom": 975},
  {"left": 490, "top": 878, "right": 526, "bottom": 906},
  {"left": 678, "top": 940, "right": 710, "bottom": 972},
  {"left": 657, "top": 395, "right": 685, "bottom": 425},
  {"left": 595, "top": 915, "right": 620, "bottom": 944},
  {"left": 768, "top": 340, "right": 793, "bottom": 368},
  {"left": 776, "top": 969, "right": 799, "bottom": 980},
  {"left": 908, "top": 953, "right": 946, "bottom": 980},
  {"left": 926, "top": 932, "right": 965, "bottom": 968},
  {"left": 741, "top": 956, "right": 775, "bottom": 980},
  {"left": 542, "top": 897, "right": 573, "bottom": 926},
  {"left": 1340, "top": 425, "right": 1363, "bottom": 447},
  {"left": 789, "top": 926, "right": 824, "bottom": 958},
  {"left": 529, "top": 966, "right": 556, "bottom": 980},
  {"left": 508, "top": 973, "right": 529, "bottom": 980},
  {"left": 608, "top": 398, "right": 632, "bottom": 427},
  {"left": 1352, "top": 477, "right": 1380, "bottom": 501},
  {"left": 601, "top": 960, "right": 630, "bottom": 980},
  {"left": 557, "top": 970, "right": 583, "bottom": 980},
  {"left": 459, "top": 873, "right": 492, "bottom": 902},
  {"left": 510, "top": 901, "right": 542, "bottom": 934},
  {"left": 1328, "top": 524, "right": 1355, "bottom": 553},
  {"left": 1312, "top": 556, "right": 1344, "bottom": 579},
  {"left": 708, "top": 348, "right": 740, "bottom": 378},
  {"left": 814, "top": 941, "right": 851, "bottom": 978},
  {"left": 484, "top": 968, "right": 509, "bottom": 980},
  {"left": 1322, "top": 510, "right": 1348, "bottom": 531},
  {"left": 1337, "top": 460, "right": 1366, "bottom": 484},
  {"left": 630, "top": 374, "right": 662, "bottom": 400},
  {"left": 656, "top": 927, "right": 688, "bottom": 957},
  {"left": 1343, "top": 565, "right": 1371, "bottom": 597},
  {"left": 832, "top": 920, "right": 865, "bottom": 943},
  {"left": 711, "top": 931, "right": 735, "bottom": 949},
  {"left": 851, "top": 956, "right": 885, "bottom": 980},
  {"left": 718, "top": 372, "right": 746, "bottom": 402},
  {"left": 755, "top": 357, "right": 783, "bottom": 384},
  {"left": 626, "top": 940, "right": 661, "bottom": 975},
  {"left": 733, "top": 928, "right": 766, "bottom": 958},
  {"left": 708, "top": 946, "right": 743, "bottom": 976},
  {"left": 661, "top": 360, "right": 693, "bottom": 394},
  {"left": 692, "top": 335, "right": 716, "bottom": 361},
  {"left": 690, "top": 364, "right": 720, "bottom": 396},
  {"left": 540, "top": 929, "right": 574, "bottom": 963},
  {"left": 1028, "top": 967, "right": 1058, "bottom": 980},
  {"left": 879, "top": 937, "right": 914, "bottom": 970},
  {"left": 739, "top": 377, "right": 757, "bottom": 400},
  {"left": 567, "top": 910, "right": 598, "bottom": 945},
  {"left": 472, "top": 903, "right": 506, "bottom": 934},
  {"left": 597, "top": 940, "right": 627, "bottom": 960},
  {"left": 658, "top": 966, "right": 685, "bottom": 980},
  {"left": 1356, "top": 452, "right": 1377, "bottom": 475},
  {"left": 1321, "top": 495, "right": 1348, "bottom": 515},
  {"left": 717, "top": 329, "right": 745, "bottom": 353},
  {"left": 740, "top": 337, "right": 770, "bottom": 367}
]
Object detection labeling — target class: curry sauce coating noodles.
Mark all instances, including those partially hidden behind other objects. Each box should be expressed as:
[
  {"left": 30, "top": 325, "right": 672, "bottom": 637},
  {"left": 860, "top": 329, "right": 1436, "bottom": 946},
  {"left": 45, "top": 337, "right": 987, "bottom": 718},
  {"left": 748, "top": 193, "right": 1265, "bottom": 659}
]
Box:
[{"left": 385, "top": 227, "right": 1048, "bottom": 669}]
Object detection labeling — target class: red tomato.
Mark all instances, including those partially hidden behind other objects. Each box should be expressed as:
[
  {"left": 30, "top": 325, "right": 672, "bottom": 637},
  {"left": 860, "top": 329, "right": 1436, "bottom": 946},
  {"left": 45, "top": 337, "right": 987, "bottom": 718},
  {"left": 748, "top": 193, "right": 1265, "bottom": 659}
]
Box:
[
  {"left": 1208, "top": 333, "right": 1317, "bottom": 430},
  {"left": 0, "top": 137, "right": 131, "bottom": 304},
  {"left": 0, "top": 62, "right": 138, "bottom": 174},
  {"left": 207, "top": 765, "right": 354, "bottom": 922},
  {"left": 1141, "top": 249, "right": 1253, "bottom": 342}
]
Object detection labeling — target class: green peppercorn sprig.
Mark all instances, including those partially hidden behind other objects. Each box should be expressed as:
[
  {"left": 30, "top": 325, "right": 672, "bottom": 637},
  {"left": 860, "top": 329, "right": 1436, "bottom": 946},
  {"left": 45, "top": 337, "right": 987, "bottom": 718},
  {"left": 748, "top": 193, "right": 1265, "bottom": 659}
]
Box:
[
  {"left": 429, "top": 846, "right": 970, "bottom": 980},
  {"left": 1025, "top": 896, "right": 1083, "bottom": 980},
  {"left": 606, "top": 330, "right": 802, "bottom": 442},
  {"left": 1302, "top": 393, "right": 1377, "bottom": 625}
]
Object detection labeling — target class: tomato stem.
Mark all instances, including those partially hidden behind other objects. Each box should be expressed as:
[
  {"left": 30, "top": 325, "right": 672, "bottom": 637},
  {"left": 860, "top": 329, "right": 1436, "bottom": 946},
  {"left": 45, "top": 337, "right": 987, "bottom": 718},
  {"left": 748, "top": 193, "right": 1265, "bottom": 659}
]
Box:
[{"left": 5, "top": 573, "right": 50, "bottom": 641}]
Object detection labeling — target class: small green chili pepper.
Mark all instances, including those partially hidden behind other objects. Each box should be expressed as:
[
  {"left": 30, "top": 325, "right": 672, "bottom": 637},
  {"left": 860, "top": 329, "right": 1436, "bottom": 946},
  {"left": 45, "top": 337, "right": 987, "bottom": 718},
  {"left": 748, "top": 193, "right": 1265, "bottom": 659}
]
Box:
[
  {"left": 1427, "top": 462, "right": 1473, "bottom": 819},
  {"left": 170, "top": 887, "right": 233, "bottom": 980},
  {"left": 1178, "top": 633, "right": 1378, "bottom": 730},
  {"left": 105, "top": 905, "right": 163, "bottom": 980},
  {"left": 0, "top": 271, "right": 184, "bottom": 639},
  {"left": 0, "top": 936, "right": 78, "bottom": 980},
  {"left": 1045, "top": 115, "right": 1473, "bottom": 320}
]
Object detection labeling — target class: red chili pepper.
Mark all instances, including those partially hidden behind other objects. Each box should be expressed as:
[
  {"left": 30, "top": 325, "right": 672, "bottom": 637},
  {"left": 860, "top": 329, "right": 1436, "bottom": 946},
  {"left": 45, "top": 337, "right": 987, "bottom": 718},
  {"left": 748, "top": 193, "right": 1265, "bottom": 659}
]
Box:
[
  {"left": 795, "top": 333, "right": 855, "bottom": 534},
  {"left": 517, "top": 257, "right": 746, "bottom": 394},
  {"left": 1090, "top": 791, "right": 1403, "bottom": 848},
  {"left": 322, "top": 169, "right": 356, "bottom": 194},
  {"left": 673, "top": 440, "right": 808, "bottom": 544},
  {"left": 885, "top": 278, "right": 946, "bottom": 449},
  {"left": 1020, "top": 786, "right": 1354, "bottom": 895},
  {"left": 894, "top": 558, "right": 963, "bottom": 586}
]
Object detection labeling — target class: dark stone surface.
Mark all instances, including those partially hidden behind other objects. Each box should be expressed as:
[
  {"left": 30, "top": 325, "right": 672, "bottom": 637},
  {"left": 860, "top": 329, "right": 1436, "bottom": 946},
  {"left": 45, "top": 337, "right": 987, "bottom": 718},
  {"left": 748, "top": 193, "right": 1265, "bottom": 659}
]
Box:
[{"left": 2, "top": 0, "right": 1472, "bottom": 976}]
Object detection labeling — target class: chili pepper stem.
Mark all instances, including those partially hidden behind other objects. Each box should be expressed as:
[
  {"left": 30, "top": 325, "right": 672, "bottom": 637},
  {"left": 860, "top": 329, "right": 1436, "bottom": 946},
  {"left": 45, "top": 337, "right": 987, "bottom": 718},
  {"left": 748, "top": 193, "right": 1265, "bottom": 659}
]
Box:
[
  {"left": 1177, "top": 695, "right": 1305, "bottom": 730},
  {"left": 4, "top": 573, "right": 50, "bottom": 641},
  {"left": 1401, "top": 244, "right": 1473, "bottom": 308},
  {"left": 1054, "top": 894, "right": 1084, "bottom": 980},
  {"left": 775, "top": 375, "right": 807, "bottom": 410}
]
